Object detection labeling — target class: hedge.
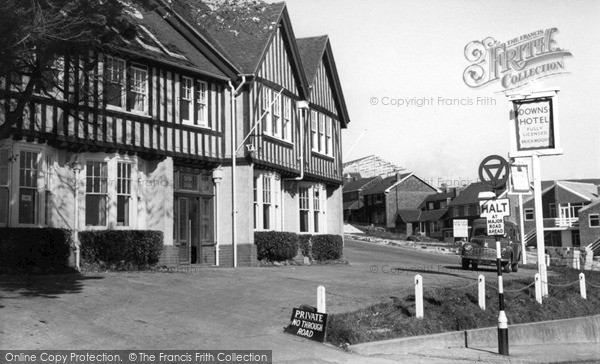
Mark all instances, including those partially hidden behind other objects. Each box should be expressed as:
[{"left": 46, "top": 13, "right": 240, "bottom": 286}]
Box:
[
  {"left": 298, "top": 234, "right": 312, "bottom": 258},
  {"left": 79, "top": 230, "right": 163, "bottom": 267},
  {"left": 0, "top": 228, "right": 73, "bottom": 273},
  {"left": 255, "top": 231, "right": 298, "bottom": 261},
  {"left": 311, "top": 234, "right": 344, "bottom": 261}
]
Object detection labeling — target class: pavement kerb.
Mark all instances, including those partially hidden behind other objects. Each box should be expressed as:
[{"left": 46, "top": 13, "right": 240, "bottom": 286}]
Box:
[{"left": 348, "top": 314, "right": 600, "bottom": 357}]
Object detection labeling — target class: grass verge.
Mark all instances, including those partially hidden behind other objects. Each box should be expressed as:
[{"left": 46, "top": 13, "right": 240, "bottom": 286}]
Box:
[{"left": 326, "top": 266, "right": 600, "bottom": 348}]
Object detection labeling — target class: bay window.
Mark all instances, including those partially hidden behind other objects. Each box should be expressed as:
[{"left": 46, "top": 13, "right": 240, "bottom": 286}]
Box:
[
  {"left": 253, "top": 172, "right": 281, "bottom": 230},
  {"left": 18, "top": 151, "right": 38, "bottom": 224},
  {"left": 299, "top": 184, "right": 326, "bottom": 233},
  {"left": 85, "top": 161, "right": 107, "bottom": 226},
  {"left": 117, "top": 162, "right": 131, "bottom": 226}
]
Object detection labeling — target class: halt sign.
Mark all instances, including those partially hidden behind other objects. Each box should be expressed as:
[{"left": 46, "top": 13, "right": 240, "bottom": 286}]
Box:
[
  {"left": 284, "top": 307, "right": 328, "bottom": 342},
  {"left": 480, "top": 198, "right": 511, "bottom": 236}
]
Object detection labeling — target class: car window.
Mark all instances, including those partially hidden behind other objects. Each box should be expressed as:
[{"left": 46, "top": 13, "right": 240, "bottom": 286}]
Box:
[{"left": 473, "top": 227, "right": 487, "bottom": 237}]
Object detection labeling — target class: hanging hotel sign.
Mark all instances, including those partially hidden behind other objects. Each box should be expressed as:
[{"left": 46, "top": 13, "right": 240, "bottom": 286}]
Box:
[
  {"left": 512, "top": 98, "right": 554, "bottom": 151},
  {"left": 463, "top": 28, "right": 572, "bottom": 90}
]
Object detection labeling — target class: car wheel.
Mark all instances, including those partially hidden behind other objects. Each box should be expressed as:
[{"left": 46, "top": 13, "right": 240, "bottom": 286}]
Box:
[
  {"left": 512, "top": 254, "right": 520, "bottom": 272},
  {"left": 462, "top": 258, "right": 470, "bottom": 270},
  {"left": 503, "top": 261, "right": 511, "bottom": 273},
  {"left": 471, "top": 262, "right": 478, "bottom": 270}
]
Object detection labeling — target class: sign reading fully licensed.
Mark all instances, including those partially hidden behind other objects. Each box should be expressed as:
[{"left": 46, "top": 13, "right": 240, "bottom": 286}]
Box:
[
  {"left": 480, "top": 198, "right": 511, "bottom": 236},
  {"left": 513, "top": 98, "right": 555, "bottom": 151},
  {"left": 284, "top": 308, "right": 328, "bottom": 342}
]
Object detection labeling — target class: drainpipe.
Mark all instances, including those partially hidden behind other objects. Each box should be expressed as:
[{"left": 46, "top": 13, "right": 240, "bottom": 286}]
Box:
[
  {"left": 212, "top": 166, "right": 223, "bottom": 266},
  {"left": 228, "top": 76, "right": 247, "bottom": 268}
]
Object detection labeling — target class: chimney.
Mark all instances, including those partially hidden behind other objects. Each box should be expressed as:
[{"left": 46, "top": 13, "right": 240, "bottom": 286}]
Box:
[
  {"left": 344, "top": 173, "right": 354, "bottom": 182},
  {"left": 396, "top": 172, "right": 403, "bottom": 182}
]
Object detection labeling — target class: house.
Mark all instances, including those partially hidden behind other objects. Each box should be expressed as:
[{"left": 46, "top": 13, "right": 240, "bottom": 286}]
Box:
[
  {"left": 342, "top": 175, "right": 380, "bottom": 223},
  {"left": 521, "top": 180, "right": 600, "bottom": 248},
  {"left": 394, "top": 190, "right": 455, "bottom": 239},
  {"left": 0, "top": 1, "right": 351, "bottom": 267},
  {"left": 360, "top": 172, "right": 438, "bottom": 228}
]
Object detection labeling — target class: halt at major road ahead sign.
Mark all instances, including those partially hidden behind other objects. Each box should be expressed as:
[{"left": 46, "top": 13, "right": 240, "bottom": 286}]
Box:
[
  {"left": 480, "top": 198, "right": 511, "bottom": 236},
  {"left": 478, "top": 155, "right": 509, "bottom": 190}
]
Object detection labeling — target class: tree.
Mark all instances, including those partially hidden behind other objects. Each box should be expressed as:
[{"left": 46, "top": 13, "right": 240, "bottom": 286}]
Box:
[{"left": 0, "top": 0, "right": 268, "bottom": 140}]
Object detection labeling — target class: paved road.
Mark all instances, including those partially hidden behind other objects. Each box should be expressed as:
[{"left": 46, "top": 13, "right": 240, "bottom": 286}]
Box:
[{"left": 0, "top": 238, "right": 538, "bottom": 363}]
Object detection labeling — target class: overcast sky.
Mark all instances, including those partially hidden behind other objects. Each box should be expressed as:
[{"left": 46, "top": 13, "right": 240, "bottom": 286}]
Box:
[{"left": 279, "top": 0, "right": 600, "bottom": 186}]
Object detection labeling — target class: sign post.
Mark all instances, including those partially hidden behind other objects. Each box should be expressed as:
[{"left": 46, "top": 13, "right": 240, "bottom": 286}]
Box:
[
  {"left": 478, "top": 155, "right": 510, "bottom": 356},
  {"left": 507, "top": 89, "right": 562, "bottom": 298}
]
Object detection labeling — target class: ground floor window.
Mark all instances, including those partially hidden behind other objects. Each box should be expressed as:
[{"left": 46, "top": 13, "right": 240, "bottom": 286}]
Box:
[
  {"left": 254, "top": 171, "right": 281, "bottom": 231},
  {"left": 85, "top": 161, "right": 108, "bottom": 226},
  {"left": 571, "top": 230, "right": 580, "bottom": 247},
  {"left": 0, "top": 149, "right": 10, "bottom": 225},
  {"left": 299, "top": 183, "right": 326, "bottom": 233},
  {"left": 430, "top": 221, "right": 441, "bottom": 233}
]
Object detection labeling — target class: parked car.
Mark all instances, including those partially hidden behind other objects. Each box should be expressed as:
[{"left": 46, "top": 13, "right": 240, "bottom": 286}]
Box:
[{"left": 460, "top": 219, "right": 522, "bottom": 273}]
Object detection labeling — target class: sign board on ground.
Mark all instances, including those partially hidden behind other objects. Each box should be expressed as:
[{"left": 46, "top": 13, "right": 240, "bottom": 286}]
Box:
[
  {"left": 453, "top": 219, "right": 469, "bottom": 238},
  {"left": 480, "top": 198, "right": 511, "bottom": 236},
  {"left": 284, "top": 308, "right": 328, "bottom": 342}
]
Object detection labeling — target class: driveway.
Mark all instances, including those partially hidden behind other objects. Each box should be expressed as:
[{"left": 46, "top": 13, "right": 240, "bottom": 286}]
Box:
[{"left": 0, "top": 239, "right": 536, "bottom": 363}]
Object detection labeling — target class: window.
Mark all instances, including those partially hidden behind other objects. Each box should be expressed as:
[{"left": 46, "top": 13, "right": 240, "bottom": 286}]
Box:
[
  {"left": 311, "top": 110, "right": 318, "bottom": 151},
  {"left": 253, "top": 172, "right": 281, "bottom": 231},
  {"left": 0, "top": 150, "right": 9, "bottom": 225},
  {"left": 299, "top": 187, "right": 309, "bottom": 233},
  {"left": 299, "top": 184, "right": 326, "bottom": 233},
  {"left": 196, "top": 80, "right": 208, "bottom": 127},
  {"left": 262, "top": 175, "right": 272, "bottom": 230},
  {"left": 524, "top": 208, "right": 534, "bottom": 221},
  {"left": 571, "top": 203, "right": 585, "bottom": 218},
  {"left": 431, "top": 221, "right": 441, "bottom": 233},
  {"left": 85, "top": 162, "right": 107, "bottom": 226},
  {"left": 272, "top": 92, "right": 281, "bottom": 138},
  {"left": 589, "top": 213, "right": 600, "bottom": 228},
  {"left": 318, "top": 114, "right": 325, "bottom": 153},
  {"left": 375, "top": 194, "right": 383, "bottom": 204},
  {"left": 463, "top": 205, "right": 470, "bottom": 216},
  {"left": 325, "top": 116, "right": 332, "bottom": 155},
  {"left": 262, "top": 88, "right": 271, "bottom": 134},
  {"left": 428, "top": 202, "right": 434, "bottom": 210},
  {"left": 44, "top": 154, "right": 53, "bottom": 226},
  {"left": 128, "top": 66, "right": 147, "bottom": 112},
  {"left": 282, "top": 97, "right": 291, "bottom": 141},
  {"left": 453, "top": 206, "right": 459, "bottom": 217},
  {"left": 117, "top": 162, "right": 131, "bottom": 226},
  {"left": 571, "top": 230, "right": 580, "bottom": 247},
  {"left": 105, "top": 56, "right": 126, "bottom": 108},
  {"left": 549, "top": 203, "right": 556, "bottom": 218},
  {"left": 19, "top": 151, "right": 38, "bottom": 224},
  {"left": 181, "top": 76, "right": 193, "bottom": 123}
]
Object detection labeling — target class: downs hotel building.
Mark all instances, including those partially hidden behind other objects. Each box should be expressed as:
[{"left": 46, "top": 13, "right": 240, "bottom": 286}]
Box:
[{"left": 0, "top": 1, "right": 350, "bottom": 267}]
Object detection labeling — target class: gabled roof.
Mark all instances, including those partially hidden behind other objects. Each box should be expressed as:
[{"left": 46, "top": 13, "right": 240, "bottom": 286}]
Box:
[
  {"left": 343, "top": 176, "right": 380, "bottom": 193},
  {"left": 448, "top": 182, "right": 506, "bottom": 207},
  {"left": 396, "top": 209, "right": 422, "bottom": 223},
  {"left": 579, "top": 199, "right": 600, "bottom": 213},
  {"left": 423, "top": 192, "right": 455, "bottom": 203},
  {"left": 557, "top": 181, "right": 599, "bottom": 201},
  {"left": 419, "top": 209, "right": 448, "bottom": 222},
  {"left": 297, "top": 35, "right": 351, "bottom": 127}
]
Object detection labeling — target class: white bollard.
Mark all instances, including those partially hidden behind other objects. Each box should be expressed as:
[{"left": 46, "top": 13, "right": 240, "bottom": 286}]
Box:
[
  {"left": 478, "top": 275, "right": 486, "bottom": 310},
  {"left": 573, "top": 250, "right": 581, "bottom": 270},
  {"left": 545, "top": 254, "right": 551, "bottom": 267},
  {"left": 534, "top": 273, "right": 543, "bottom": 304},
  {"left": 579, "top": 273, "right": 586, "bottom": 300},
  {"left": 415, "top": 274, "right": 423, "bottom": 319},
  {"left": 317, "top": 285, "right": 326, "bottom": 313}
]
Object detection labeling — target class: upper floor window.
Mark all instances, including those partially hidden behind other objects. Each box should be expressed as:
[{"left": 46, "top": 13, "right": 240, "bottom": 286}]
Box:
[
  {"left": 260, "top": 87, "right": 291, "bottom": 142},
  {"left": 105, "top": 57, "right": 126, "bottom": 108},
  {"left": 589, "top": 213, "right": 599, "bottom": 228},
  {"left": 196, "top": 80, "right": 208, "bottom": 127},
  {"left": 104, "top": 56, "right": 148, "bottom": 115},
  {"left": 549, "top": 203, "right": 556, "bottom": 218},
  {"left": 524, "top": 208, "right": 534, "bottom": 221},
  {"left": 311, "top": 110, "right": 333, "bottom": 156}
]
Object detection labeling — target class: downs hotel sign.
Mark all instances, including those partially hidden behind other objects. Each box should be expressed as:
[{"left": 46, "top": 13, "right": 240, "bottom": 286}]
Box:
[
  {"left": 463, "top": 28, "right": 572, "bottom": 90},
  {"left": 512, "top": 98, "right": 555, "bottom": 151}
]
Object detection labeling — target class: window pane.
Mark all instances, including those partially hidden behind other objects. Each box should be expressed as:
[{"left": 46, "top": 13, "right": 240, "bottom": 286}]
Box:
[
  {"left": 0, "top": 188, "right": 8, "bottom": 224},
  {"left": 300, "top": 211, "right": 309, "bottom": 232},
  {"left": 117, "top": 195, "right": 129, "bottom": 226},
  {"left": 85, "top": 194, "right": 106, "bottom": 226},
  {"left": 263, "top": 204, "right": 270, "bottom": 230},
  {"left": 314, "top": 211, "right": 319, "bottom": 233},
  {"left": 18, "top": 189, "right": 36, "bottom": 224}
]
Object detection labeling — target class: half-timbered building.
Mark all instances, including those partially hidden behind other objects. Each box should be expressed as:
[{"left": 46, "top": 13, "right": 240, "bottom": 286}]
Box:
[{"left": 0, "top": 1, "right": 351, "bottom": 268}]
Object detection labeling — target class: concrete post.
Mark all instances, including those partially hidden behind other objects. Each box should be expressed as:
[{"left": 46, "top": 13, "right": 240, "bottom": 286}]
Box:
[
  {"left": 317, "top": 285, "right": 326, "bottom": 313},
  {"left": 535, "top": 273, "right": 543, "bottom": 304},
  {"left": 478, "top": 275, "right": 486, "bottom": 310},
  {"left": 579, "top": 273, "right": 586, "bottom": 300},
  {"left": 415, "top": 274, "right": 423, "bottom": 319}
]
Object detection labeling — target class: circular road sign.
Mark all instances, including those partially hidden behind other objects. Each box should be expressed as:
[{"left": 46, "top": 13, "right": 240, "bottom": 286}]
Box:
[{"left": 478, "top": 155, "right": 509, "bottom": 189}]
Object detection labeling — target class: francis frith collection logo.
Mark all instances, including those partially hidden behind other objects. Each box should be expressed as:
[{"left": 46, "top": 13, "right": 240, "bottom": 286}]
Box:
[{"left": 463, "top": 28, "right": 572, "bottom": 90}]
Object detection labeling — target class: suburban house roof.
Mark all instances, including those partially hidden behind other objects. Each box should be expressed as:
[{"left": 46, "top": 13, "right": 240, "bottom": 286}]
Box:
[
  {"left": 343, "top": 176, "right": 380, "bottom": 193},
  {"left": 343, "top": 200, "right": 364, "bottom": 211},
  {"left": 422, "top": 191, "right": 455, "bottom": 204},
  {"left": 447, "top": 182, "right": 506, "bottom": 207},
  {"left": 579, "top": 199, "right": 600, "bottom": 213},
  {"left": 523, "top": 180, "right": 599, "bottom": 204},
  {"left": 419, "top": 209, "right": 448, "bottom": 222},
  {"left": 362, "top": 173, "right": 412, "bottom": 195},
  {"left": 395, "top": 208, "right": 448, "bottom": 223},
  {"left": 297, "top": 35, "right": 351, "bottom": 127}
]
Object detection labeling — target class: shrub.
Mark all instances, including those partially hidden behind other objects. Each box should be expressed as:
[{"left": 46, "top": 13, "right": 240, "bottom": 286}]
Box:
[
  {"left": 255, "top": 231, "right": 298, "bottom": 261},
  {"left": 311, "top": 234, "right": 343, "bottom": 261},
  {"left": 0, "top": 228, "right": 73, "bottom": 273},
  {"left": 79, "top": 230, "right": 163, "bottom": 267},
  {"left": 298, "top": 234, "right": 312, "bottom": 258}
]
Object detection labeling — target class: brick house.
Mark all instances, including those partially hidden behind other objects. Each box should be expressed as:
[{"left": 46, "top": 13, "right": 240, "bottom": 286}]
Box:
[
  {"left": 342, "top": 174, "right": 380, "bottom": 223},
  {"left": 360, "top": 172, "right": 438, "bottom": 228},
  {"left": 0, "top": 1, "right": 351, "bottom": 267}
]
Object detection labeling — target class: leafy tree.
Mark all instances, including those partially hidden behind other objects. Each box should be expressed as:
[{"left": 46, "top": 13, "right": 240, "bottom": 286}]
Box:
[{"left": 0, "top": 0, "right": 267, "bottom": 139}]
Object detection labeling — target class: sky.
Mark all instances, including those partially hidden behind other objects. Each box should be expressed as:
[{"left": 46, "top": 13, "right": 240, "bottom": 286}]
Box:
[{"left": 278, "top": 0, "right": 600, "bottom": 187}]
